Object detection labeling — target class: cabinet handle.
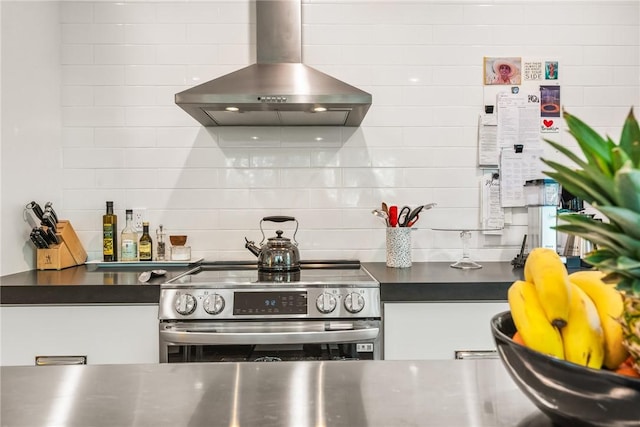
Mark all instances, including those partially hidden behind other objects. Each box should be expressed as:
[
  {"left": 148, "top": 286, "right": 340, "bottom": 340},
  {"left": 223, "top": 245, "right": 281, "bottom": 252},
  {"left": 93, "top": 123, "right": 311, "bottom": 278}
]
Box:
[
  {"left": 35, "top": 355, "right": 87, "bottom": 366},
  {"left": 454, "top": 350, "right": 498, "bottom": 360}
]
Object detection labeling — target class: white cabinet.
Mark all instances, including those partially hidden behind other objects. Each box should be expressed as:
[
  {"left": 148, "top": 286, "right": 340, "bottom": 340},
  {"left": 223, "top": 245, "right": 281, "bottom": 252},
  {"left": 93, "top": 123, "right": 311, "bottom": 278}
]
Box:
[
  {"left": 1, "top": 305, "right": 158, "bottom": 366},
  {"left": 383, "top": 302, "right": 509, "bottom": 360}
]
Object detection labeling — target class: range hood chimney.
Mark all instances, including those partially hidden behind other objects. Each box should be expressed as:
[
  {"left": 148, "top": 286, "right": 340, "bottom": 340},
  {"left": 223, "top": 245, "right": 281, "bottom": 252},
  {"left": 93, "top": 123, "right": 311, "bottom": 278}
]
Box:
[{"left": 175, "top": 0, "right": 372, "bottom": 127}]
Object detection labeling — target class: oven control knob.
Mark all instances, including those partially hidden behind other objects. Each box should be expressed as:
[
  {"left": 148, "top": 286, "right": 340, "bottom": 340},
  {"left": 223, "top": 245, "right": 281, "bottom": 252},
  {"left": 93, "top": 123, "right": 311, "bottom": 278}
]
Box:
[
  {"left": 175, "top": 293, "right": 196, "bottom": 315},
  {"left": 344, "top": 292, "right": 365, "bottom": 313},
  {"left": 203, "top": 294, "right": 225, "bottom": 315},
  {"left": 316, "top": 293, "right": 337, "bottom": 314}
]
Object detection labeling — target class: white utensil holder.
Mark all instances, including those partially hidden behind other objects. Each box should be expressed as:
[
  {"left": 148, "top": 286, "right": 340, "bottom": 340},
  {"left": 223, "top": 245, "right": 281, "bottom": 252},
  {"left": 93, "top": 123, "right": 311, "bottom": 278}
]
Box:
[{"left": 386, "top": 227, "right": 412, "bottom": 268}]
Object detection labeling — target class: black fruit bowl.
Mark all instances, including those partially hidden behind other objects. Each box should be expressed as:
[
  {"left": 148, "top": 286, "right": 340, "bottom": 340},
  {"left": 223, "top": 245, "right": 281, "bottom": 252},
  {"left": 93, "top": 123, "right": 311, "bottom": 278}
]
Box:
[{"left": 491, "top": 311, "right": 640, "bottom": 427}]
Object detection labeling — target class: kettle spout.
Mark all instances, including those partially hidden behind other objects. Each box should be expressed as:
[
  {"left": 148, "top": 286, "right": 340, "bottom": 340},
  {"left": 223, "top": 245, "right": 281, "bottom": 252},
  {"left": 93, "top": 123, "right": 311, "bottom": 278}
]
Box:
[{"left": 244, "top": 238, "right": 260, "bottom": 257}]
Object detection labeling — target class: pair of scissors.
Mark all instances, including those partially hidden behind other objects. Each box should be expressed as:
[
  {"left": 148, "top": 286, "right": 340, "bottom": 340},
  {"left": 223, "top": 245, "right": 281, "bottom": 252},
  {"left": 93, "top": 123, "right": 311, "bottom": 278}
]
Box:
[{"left": 398, "top": 205, "right": 423, "bottom": 227}]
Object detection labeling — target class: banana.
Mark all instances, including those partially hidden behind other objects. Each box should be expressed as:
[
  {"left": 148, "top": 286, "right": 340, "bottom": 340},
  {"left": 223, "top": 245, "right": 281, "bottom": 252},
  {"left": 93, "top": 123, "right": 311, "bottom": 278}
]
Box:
[
  {"left": 524, "top": 248, "right": 572, "bottom": 329},
  {"left": 508, "top": 280, "right": 565, "bottom": 359},
  {"left": 561, "top": 283, "right": 605, "bottom": 369},
  {"left": 569, "top": 270, "right": 629, "bottom": 369}
]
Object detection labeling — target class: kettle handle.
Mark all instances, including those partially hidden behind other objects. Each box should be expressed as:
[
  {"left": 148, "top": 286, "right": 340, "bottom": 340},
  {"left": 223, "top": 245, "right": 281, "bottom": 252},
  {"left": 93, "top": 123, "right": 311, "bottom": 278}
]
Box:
[
  {"left": 259, "top": 217, "right": 298, "bottom": 246},
  {"left": 262, "top": 216, "right": 295, "bottom": 223}
]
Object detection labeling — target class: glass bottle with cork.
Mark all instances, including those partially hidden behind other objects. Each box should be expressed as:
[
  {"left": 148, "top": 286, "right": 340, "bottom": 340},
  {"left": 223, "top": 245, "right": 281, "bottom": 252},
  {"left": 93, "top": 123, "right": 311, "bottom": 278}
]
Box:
[
  {"left": 139, "top": 221, "right": 153, "bottom": 261},
  {"left": 102, "top": 201, "right": 118, "bottom": 262},
  {"left": 120, "top": 209, "right": 138, "bottom": 261}
]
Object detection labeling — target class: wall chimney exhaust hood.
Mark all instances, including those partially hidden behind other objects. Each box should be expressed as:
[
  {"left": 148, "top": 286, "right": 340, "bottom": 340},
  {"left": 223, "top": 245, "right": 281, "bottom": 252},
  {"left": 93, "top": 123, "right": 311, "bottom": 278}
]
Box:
[{"left": 175, "top": 0, "right": 372, "bottom": 127}]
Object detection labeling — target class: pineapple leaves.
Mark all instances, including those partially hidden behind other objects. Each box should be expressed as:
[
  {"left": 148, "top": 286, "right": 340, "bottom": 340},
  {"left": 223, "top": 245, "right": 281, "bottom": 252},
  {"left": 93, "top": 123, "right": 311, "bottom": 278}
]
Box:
[
  {"left": 542, "top": 163, "right": 613, "bottom": 205},
  {"left": 564, "top": 111, "right": 615, "bottom": 176},
  {"left": 555, "top": 213, "right": 640, "bottom": 257},
  {"left": 611, "top": 147, "right": 631, "bottom": 171},
  {"left": 543, "top": 138, "right": 590, "bottom": 170},
  {"left": 620, "top": 107, "right": 640, "bottom": 167},
  {"left": 595, "top": 206, "right": 640, "bottom": 240},
  {"left": 614, "top": 165, "right": 640, "bottom": 212}
]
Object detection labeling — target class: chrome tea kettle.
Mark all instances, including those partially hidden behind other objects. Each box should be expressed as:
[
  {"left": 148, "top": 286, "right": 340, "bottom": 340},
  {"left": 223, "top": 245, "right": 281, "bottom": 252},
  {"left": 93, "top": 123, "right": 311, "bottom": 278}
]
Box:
[{"left": 245, "top": 216, "right": 300, "bottom": 272}]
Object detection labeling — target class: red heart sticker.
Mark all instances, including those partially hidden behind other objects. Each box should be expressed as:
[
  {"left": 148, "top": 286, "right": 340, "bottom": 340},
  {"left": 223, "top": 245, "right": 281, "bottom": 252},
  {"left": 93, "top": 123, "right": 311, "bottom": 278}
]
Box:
[{"left": 543, "top": 120, "right": 554, "bottom": 127}]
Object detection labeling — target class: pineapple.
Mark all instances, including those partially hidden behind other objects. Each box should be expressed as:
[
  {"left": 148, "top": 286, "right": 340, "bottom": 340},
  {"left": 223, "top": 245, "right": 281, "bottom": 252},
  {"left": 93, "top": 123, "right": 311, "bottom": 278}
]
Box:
[{"left": 541, "top": 107, "right": 640, "bottom": 374}]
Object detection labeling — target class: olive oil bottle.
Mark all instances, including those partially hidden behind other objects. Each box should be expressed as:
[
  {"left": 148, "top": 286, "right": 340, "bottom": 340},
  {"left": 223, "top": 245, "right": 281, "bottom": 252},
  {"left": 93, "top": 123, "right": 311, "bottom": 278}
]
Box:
[
  {"left": 139, "top": 221, "right": 153, "bottom": 261},
  {"left": 102, "top": 201, "right": 118, "bottom": 262}
]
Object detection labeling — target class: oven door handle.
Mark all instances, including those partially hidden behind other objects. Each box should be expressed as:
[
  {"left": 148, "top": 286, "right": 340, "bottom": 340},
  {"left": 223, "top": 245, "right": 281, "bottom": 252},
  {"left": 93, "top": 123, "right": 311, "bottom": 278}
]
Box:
[{"left": 160, "top": 328, "right": 380, "bottom": 345}]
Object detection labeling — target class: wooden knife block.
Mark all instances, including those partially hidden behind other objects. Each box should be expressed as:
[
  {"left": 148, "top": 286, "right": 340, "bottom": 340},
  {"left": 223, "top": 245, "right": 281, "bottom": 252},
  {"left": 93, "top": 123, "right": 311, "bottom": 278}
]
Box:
[{"left": 37, "top": 220, "right": 87, "bottom": 270}]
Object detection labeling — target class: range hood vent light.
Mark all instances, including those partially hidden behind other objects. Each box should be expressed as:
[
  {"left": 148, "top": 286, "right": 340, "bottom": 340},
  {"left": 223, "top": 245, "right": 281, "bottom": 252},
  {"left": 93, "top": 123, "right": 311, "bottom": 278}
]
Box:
[{"left": 175, "top": 0, "right": 371, "bottom": 127}]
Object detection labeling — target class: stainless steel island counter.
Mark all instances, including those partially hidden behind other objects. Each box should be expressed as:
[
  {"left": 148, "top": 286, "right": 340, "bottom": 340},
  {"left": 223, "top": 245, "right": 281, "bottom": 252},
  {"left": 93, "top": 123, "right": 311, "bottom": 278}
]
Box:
[{"left": 1, "top": 359, "right": 554, "bottom": 427}]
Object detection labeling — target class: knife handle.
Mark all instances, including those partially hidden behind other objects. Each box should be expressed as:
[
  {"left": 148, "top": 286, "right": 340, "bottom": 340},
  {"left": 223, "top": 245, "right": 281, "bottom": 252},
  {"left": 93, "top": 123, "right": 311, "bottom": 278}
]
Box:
[
  {"left": 46, "top": 227, "right": 60, "bottom": 245},
  {"left": 26, "top": 201, "right": 44, "bottom": 221},
  {"left": 42, "top": 212, "right": 57, "bottom": 233},
  {"left": 45, "top": 202, "right": 58, "bottom": 224}
]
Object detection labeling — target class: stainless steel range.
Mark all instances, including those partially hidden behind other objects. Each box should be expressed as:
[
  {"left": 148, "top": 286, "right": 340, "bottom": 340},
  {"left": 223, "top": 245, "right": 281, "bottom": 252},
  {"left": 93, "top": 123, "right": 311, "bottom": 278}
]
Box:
[{"left": 158, "top": 261, "right": 382, "bottom": 363}]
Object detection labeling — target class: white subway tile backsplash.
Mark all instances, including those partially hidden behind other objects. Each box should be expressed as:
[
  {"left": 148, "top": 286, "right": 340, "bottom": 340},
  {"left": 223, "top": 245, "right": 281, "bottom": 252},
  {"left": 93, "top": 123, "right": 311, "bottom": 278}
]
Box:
[
  {"left": 342, "top": 168, "right": 401, "bottom": 188},
  {"left": 124, "top": 106, "right": 195, "bottom": 127},
  {"left": 95, "top": 44, "right": 156, "bottom": 65},
  {"left": 62, "top": 106, "right": 126, "bottom": 127},
  {"left": 156, "top": 3, "right": 221, "bottom": 24},
  {"left": 156, "top": 45, "right": 218, "bottom": 65},
  {"left": 63, "top": 65, "right": 125, "bottom": 86},
  {"left": 62, "top": 24, "right": 125, "bottom": 44},
  {"left": 123, "top": 23, "right": 187, "bottom": 44},
  {"left": 93, "top": 3, "right": 156, "bottom": 24},
  {"left": 60, "top": 2, "right": 93, "bottom": 24},
  {"left": 94, "top": 85, "right": 158, "bottom": 106},
  {"left": 62, "top": 127, "right": 95, "bottom": 147},
  {"left": 187, "top": 23, "right": 252, "bottom": 44},
  {"left": 94, "top": 127, "right": 157, "bottom": 147},
  {"left": 95, "top": 169, "right": 158, "bottom": 189},
  {"left": 281, "top": 168, "right": 341, "bottom": 188},
  {"left": 250, "top": 149, "right": 311, "bottom": 168},
  {"left": 219, "top": 169, "right": 279, "bottom": 189},
  {"left": 62, "top": 86, "right": 94, "bottom": 106},
  {"left": 61, "top": 44, "right": 93, "bottom": 65},
  {"left": 125, "top": 65, "right": 187, "bottom": 85},
  {"left": 63, "top": 148, "right": 124, "bottom": 169},
  {"left": 311, "top": 147, "right": 372, "bottom": 168},
  {"left": 47, "top": 0, "right": 639, "bottom": 264}
]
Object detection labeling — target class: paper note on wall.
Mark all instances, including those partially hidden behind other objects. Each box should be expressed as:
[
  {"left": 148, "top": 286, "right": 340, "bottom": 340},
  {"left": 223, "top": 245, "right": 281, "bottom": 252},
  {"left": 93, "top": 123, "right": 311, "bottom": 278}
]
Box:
[
  {"left": 499, "top": 148, "right": 545, "bottom": 207},
  {"left": 478, "top": 114, "right": 498, "bottom": 167},
  {"left": 481, "top": 171, "right": 504, "bottom": 234},
  {"left": 496, "top": 92, "right": 542, "bottom": 150}
]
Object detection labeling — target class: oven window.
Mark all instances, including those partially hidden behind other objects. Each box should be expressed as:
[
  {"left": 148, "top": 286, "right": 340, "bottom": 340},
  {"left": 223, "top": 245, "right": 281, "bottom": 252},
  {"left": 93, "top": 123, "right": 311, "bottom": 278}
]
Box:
[{"left": 167, "top": 343, "right": 374, "bottom": 363}]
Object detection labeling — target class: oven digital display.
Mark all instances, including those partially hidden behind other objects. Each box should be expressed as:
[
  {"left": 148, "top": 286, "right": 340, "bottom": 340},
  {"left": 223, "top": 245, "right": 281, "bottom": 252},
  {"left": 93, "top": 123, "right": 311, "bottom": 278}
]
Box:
[{"left": 233, "top": 292, "right": 307, "bottom": 315}]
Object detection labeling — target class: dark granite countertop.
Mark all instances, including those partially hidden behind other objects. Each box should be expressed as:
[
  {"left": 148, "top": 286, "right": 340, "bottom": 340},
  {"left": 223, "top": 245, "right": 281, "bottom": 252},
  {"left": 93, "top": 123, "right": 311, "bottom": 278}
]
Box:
[
  {"left": 0, "top": 261, "right": 527, "bottom": 305},
  {"left": 363, "top": 262, "right": 523, "bottom": 302},
  {"left": 0, "top": 264, "right": 190, "bottom": 305}
]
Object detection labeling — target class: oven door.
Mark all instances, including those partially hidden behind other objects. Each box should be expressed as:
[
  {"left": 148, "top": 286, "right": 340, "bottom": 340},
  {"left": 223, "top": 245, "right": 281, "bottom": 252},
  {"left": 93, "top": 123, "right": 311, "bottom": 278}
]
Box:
[{"left": 159, "top": 320, "right": 382, "bottom": 363}]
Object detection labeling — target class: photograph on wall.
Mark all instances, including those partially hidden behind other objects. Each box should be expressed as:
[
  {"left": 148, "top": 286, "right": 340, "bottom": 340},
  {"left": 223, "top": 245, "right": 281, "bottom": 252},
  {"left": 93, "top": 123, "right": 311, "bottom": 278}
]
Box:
[
  {"left": 484, "top": 57, "right": 522, "bottom": 85},
  {"left": 545, "top": 61, "right": 558, "bottom": 80},
  {"left": 540, "top": 85, "right": 561, "bottom": 117}
]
